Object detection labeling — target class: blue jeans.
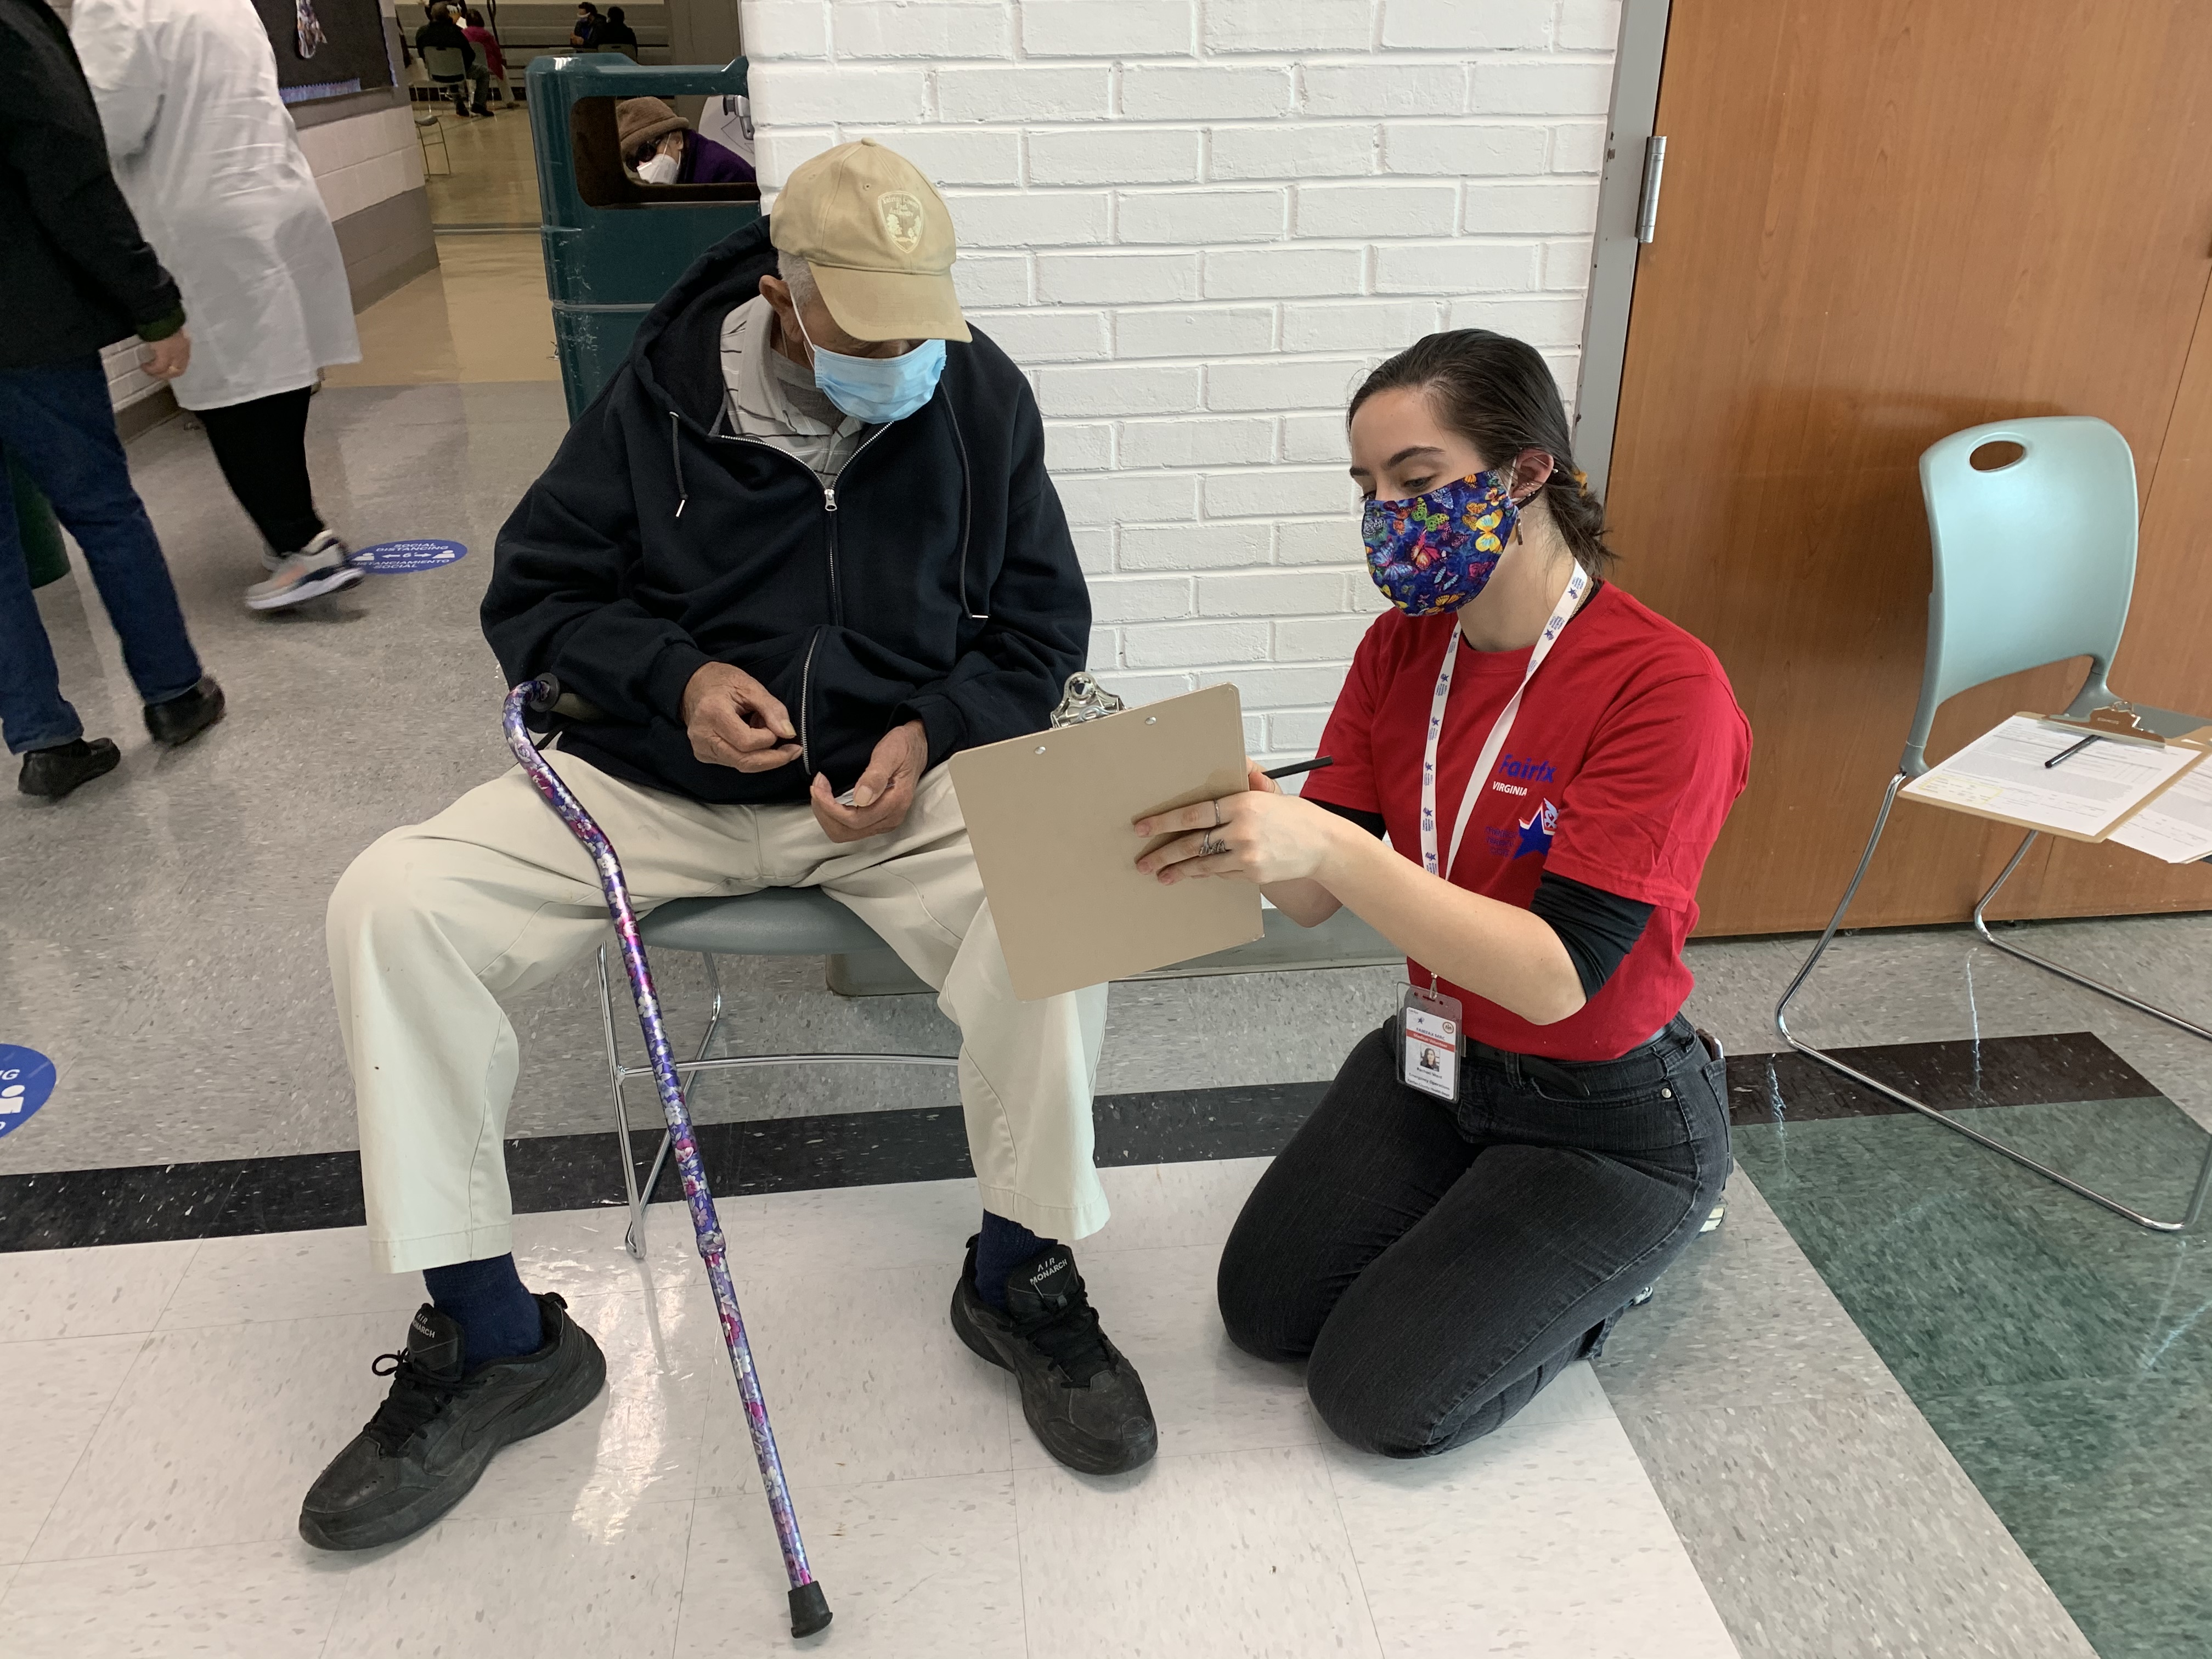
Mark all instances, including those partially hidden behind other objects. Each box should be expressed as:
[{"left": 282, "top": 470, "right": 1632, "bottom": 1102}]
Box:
[{"left": 0, "top": 356, "right": 203, "bottom": 754}]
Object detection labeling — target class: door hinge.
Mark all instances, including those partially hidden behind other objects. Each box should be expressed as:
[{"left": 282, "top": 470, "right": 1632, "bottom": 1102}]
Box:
[{"left": 1635, "top": 134, "right": 1668, "bottom": 245}]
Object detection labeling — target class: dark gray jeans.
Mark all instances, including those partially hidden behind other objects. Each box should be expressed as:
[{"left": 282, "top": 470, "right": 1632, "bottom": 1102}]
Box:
[{"left": 1217, "top": 1014, "right": 1730, "bottom": 1458}]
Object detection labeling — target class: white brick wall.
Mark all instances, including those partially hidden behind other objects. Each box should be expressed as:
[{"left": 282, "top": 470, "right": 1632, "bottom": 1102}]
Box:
[{"left": 744, "top": 0, "right": 1616, "bottom": 760}]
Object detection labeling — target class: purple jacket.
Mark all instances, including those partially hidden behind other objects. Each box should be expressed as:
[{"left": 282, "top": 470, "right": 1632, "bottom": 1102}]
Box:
[{"left": 679, "top": 131, "right": 755, "bottom": 185}]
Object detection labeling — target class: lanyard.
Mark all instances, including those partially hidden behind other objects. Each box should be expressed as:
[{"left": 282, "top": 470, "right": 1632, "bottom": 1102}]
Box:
[{"left": 1418, "top": 562, "right": 1589, "bottom": 886}]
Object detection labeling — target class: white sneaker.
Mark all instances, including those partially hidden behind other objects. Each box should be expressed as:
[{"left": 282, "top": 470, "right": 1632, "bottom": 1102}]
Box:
[{"left": 246, "top": 531, "right": 364, "bottom": 611}]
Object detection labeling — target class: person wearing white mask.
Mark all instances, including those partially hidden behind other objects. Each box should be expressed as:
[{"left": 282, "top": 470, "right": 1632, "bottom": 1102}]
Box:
[
  {"left": 71, "top": 0, "right": 366, "bottom": 611},
  {"left": 617, "top": 95, "right": 754, "bottom": 187}
]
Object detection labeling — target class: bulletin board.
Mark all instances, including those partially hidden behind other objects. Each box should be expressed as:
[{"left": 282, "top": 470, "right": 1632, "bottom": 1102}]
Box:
[{"left": 249, "top": 0, "right": 395, "bottom": 101}]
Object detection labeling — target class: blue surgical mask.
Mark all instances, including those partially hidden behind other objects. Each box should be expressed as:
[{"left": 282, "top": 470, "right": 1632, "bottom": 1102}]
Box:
[{"left": 791, "top": 307, "right": 945, "bottom": 424}]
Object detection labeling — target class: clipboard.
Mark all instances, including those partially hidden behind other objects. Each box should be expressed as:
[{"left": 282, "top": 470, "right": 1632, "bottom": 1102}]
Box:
[
  {"left": 1899, "top": 707, "right": 2210, "bottom": 843},
  {"left": 950, "top": 682, "right": 1263, "bottom": 1000}
]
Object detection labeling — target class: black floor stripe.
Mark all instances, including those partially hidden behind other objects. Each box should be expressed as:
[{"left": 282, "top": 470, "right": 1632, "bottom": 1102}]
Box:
[
  {"left": 0, "top": 1081, "right": 1328, "bottom": 1254},
  {"left": 0, "top": 1032, "right": 2156, "bottom": 1254},
  {"left": 1724, "top": 1030, "right": 2158, "bottom": 1127}
]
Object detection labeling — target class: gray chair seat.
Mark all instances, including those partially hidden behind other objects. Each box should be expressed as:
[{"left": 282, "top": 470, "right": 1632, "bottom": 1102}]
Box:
[
  {"left": 603, "top": 885, "right": 948, "bottom": 1262},
  {"left": 640, "top": 888, "right": 890, "bottom": 956}
]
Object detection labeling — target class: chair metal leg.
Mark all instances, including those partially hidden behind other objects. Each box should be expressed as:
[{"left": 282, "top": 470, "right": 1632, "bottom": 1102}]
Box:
[
  {"left": 1775, "top": 777, "right": 2212, "bottom": 1233},
  {"left": 1971, "top": 833, "right": 2212, "bottom": 1046},
  {"left": 600, "top": 946, "right": 960, "bottom": 1258},
  {"left": 627, "top": 953, "right": 725, "bottom": 1256}
]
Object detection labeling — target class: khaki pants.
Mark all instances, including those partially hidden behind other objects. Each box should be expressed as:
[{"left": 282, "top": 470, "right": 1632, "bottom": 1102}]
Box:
[{"left": 328, "top": 752, "right": 1110, "bottom": 1274}]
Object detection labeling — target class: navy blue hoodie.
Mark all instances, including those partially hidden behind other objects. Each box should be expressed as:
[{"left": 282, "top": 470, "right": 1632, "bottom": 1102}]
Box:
[{"left": 482, "top": 218, "right": 1088, "bottom": 804}]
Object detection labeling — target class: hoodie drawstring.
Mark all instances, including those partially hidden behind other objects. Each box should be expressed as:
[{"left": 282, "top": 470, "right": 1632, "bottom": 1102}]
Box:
[
  {"left": 948, "top": 401, "right": 984, "bottom": 621},
  {"left": 670, "top": 410, "right": 688, "bottom": 518}
]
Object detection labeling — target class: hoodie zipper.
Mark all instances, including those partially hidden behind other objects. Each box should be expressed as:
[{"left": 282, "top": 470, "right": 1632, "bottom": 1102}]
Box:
[
  {"left": 708, "top": 422, "right": 895, "bottom": 629},
  {"left": 687, "top": 409, "right": 953, "bottom": 769},
  {"left": 820, "top": 422, "right": 893, "bottom": 627},
  {"left": 797, "top": 627, "right": 820, "bottom": 774}
]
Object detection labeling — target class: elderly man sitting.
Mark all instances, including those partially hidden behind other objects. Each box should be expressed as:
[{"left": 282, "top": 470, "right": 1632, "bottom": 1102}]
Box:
[{"left": 300, "top": 140, "right": 1154, "bottom": 1550}]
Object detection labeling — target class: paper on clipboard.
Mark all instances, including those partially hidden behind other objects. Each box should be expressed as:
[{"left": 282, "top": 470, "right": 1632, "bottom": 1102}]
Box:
[
  {"left": 950, "top": 683, "right": 1263, "bottom": 1000},
  {"left": 2109, "top": 765, "right": 2212, "bottom": 863},
  {"left": 1899, "top": 714, "right": 2204, "bottom": 841}
]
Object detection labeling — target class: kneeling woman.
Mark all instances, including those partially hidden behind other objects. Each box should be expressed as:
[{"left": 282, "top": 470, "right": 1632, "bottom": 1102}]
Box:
[{"left": 1136, "top": 331, "right": 1750, "bottom": 1457}]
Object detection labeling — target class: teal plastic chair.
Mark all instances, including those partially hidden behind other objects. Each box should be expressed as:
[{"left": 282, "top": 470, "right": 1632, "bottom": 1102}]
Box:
[{"left": 1775, "top": 415, "right": 2212, "bottom": 1231}]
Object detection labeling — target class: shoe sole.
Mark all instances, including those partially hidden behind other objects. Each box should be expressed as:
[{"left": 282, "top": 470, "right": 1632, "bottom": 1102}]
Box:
[
  {"left": 246, "top": 563, "right": 365, "bottom": 611},
  {"left": 949, "top": 1282, "right": 1158, "bottom": 1477},
  {"left": 298, "top": 1329, "right": 608, "bottom": 1550}
]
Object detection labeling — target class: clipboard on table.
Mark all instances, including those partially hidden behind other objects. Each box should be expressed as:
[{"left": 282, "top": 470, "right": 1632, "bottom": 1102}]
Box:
[
  {"left": 1899, "top": 706, "right": 2211, "bottom": 843},
  {"left": 950, "top": 681, "right": 1263, "bottom": 1000}
]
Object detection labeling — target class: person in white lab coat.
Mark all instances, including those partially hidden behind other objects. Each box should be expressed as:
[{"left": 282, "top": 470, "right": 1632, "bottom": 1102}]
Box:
[{"left": 72, "top": 0, "right": 369, "bottom": 611}]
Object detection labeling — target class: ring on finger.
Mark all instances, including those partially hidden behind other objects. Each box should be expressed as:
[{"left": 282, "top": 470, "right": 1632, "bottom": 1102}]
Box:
[
  {"left": 1210, "top": 799, "right": 1224, "bottom": 829},
  {"left": 1199, "top": 831, "right": 1227, "bottom": 857}
]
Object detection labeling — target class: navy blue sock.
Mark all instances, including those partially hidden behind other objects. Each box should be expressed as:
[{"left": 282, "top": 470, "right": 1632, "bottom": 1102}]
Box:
[
  {"left": 422, "top": 1254, "right": 543, "bottom": 1370},
  {"left": 974, "top": 1211, "right": 1056, "bottom": 1310}
]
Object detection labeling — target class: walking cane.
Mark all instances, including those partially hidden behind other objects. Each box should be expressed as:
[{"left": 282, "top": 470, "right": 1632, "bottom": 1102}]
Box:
[{"left": 504, "top": 678, "right": 831, "bottom": 1640}]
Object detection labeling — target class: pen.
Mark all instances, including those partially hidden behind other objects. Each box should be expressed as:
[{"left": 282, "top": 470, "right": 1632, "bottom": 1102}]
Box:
[
  {"left": 1263, "top": 756, "right": 1335, "bottom": 781},
  {"left": 2044, "top": 735, "right": 2098, "bottom": 770}
]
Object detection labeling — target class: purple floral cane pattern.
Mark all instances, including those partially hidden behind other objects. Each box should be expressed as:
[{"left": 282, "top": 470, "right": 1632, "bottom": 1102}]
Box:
[{"left": 503, "top": 682, "right": 823, "bottom": 1618}]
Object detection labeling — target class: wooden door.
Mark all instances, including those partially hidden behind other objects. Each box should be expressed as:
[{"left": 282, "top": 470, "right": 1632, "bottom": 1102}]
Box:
[{"left": 1605, "top": 1, "right": 2212, "bottom": 935}]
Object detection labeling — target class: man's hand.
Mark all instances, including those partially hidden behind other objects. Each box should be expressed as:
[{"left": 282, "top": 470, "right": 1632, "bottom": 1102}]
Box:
[
  {"left": 810, "top": 720, "right": 928, "bottom": 843},
  {"left": 142, "top": 329, "right": 190, "bottom": 381},
  {"left": 682, "top": 661, "right": 802, "bottom": 772}
]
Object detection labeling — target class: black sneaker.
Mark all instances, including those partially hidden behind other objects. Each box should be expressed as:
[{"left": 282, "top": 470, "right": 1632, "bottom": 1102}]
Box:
[
  {"left": 143, "top": 676, "right": 225, "bottom": 747},
  {"left": 299, "top": 1292, "right": 606, "bottom": 1550},
  {"left": 950, "top": 1237, "right": 1156, "bottom": 1476},
  {"left": 18, "top": 737, "right": 120, "bottom": 799}
]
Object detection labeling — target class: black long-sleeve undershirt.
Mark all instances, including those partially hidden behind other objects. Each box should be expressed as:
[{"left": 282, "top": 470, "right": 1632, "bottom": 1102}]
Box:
[{"left": 1306, "top": 797, "right": 1655, "bottom": 997}]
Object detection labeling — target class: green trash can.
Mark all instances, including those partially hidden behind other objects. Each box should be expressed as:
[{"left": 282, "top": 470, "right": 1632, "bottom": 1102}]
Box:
[
  {"left": 9, "top": 452, "right": 69, "bottom": 589},
  {"left": 527, "top": 54, "right": 761, "bottom": 422}
]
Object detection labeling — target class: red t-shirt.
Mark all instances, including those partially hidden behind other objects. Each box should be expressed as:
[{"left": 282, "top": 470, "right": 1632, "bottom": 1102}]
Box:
[{"left": 1303, "top": 584, "right": 1750, "bottom": 1062}]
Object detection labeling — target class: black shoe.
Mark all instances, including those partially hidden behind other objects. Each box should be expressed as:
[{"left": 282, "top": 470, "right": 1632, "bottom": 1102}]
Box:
[
  {"left": 950, "top": 1237, "right": 1156, "bottom": 1475},
  {"left": 143, "top": 676, "right": 225, "bottom": 747},
  {"left": 18, "top": 737, "right": 120, "bottom": 799},
  {"left": 299, "top": 1292, "right": 607, "bottom": 1550}
]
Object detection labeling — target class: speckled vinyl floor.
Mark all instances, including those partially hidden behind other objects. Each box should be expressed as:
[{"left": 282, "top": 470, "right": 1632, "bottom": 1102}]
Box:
[{"left": 1735, "top": 1094, "right": 2212, "bottom": 1659}]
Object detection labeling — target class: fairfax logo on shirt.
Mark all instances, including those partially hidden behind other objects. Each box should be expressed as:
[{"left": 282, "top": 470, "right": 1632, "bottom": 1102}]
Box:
[
  {"left": 1485, "top": 798, "right": 1558, "bottom": 860},
  {"left": 1498, "top": 753, "right": 1557, "bottom": 782}
]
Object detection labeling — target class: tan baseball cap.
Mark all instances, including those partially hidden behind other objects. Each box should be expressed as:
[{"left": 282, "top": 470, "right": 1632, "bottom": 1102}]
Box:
[{"left": 770, "top": 139, "right": 970, "bottom": 343}]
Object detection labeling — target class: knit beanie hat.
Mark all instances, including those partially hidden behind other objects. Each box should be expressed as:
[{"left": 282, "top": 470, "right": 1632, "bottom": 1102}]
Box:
[{"left": 617, "top": 97, "right": 689, "bottom": 154}]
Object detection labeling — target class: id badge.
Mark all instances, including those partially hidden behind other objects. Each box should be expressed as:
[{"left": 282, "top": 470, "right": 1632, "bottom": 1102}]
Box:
[{"left": 1399, "top": 985, "right": 1463, "bottom": 1102}]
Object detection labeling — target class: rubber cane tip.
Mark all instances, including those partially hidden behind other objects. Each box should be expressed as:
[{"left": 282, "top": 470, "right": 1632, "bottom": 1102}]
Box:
[{"left": 788, "top": 1582, "right": 833, "bottom": 1639}]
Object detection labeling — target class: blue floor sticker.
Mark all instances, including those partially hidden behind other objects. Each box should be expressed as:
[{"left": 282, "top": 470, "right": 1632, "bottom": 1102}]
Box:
[
  {"left": 0, "top": 1045, "right": 55, "bottom": 1138},
  {"left": 354, "top": 538, "right": 467, "bottom": 573}
]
